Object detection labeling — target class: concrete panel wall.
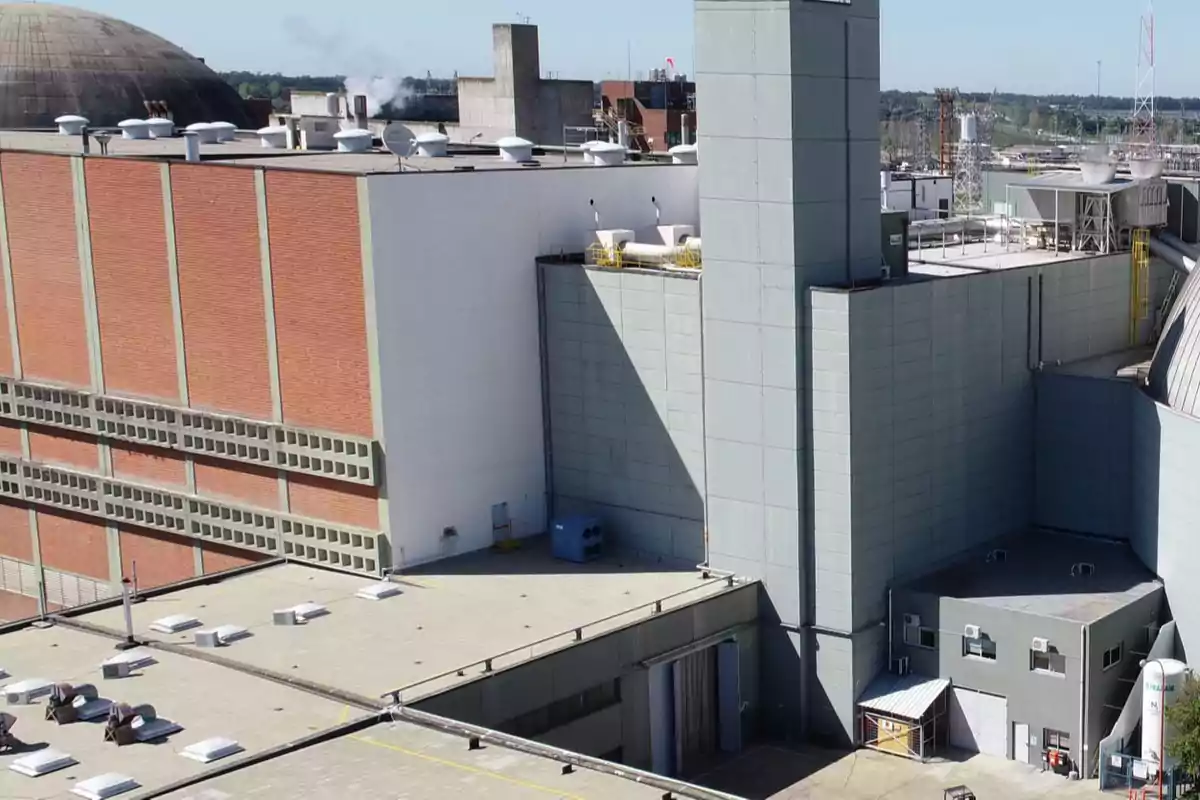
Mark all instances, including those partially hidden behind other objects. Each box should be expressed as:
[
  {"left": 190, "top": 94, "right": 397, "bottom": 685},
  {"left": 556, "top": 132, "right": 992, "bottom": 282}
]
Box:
[
  {"left": 543, "top": 264, "right": 705, "bottom": 565},
  {"left": 1035, "top": 373, "right": 1134, "bottom": 538},
  {"left": 367, "top": 163, "right": 697, "bottom": 569}
]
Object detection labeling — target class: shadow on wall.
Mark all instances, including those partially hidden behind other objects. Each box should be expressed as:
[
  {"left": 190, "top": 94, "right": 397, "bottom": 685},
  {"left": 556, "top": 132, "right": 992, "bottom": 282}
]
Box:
[{"left": 538, "top": 260, "right": 706, "bottom": 572}]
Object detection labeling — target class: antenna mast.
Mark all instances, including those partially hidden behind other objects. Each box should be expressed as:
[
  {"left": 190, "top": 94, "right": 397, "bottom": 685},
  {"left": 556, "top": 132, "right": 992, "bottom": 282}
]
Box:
[{"left": 1130, "top": 0, "right": 1157, "bottom": 162}]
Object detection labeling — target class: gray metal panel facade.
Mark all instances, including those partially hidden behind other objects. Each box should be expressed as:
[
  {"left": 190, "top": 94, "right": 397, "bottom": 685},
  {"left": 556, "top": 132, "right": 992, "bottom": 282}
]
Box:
[
  {"left": 1034, "top": 373, "right": 1134, "bottom": 539},
  {"left": 541, "top": 264, "right": 706, "bottom": 566}
]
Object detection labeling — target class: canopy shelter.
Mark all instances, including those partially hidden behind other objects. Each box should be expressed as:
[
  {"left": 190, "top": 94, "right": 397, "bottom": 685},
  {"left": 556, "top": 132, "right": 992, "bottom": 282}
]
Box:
[{"left": 857, "top": 673, "right": 950, "bottom": 761}]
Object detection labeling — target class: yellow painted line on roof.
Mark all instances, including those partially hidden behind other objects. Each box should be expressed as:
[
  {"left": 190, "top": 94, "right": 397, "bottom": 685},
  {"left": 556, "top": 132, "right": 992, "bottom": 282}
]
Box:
[{"left": 349, "top": 733, "right": 586, "bottom": 799}]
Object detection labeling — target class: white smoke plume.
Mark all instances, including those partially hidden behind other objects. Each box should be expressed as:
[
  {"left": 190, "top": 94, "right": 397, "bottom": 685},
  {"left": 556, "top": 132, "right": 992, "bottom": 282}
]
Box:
[
  {"left": 282, "top": 16, "right": 412, "bottom": 116},
  {"left": 343, "top": 76, "right": 413, "bottom": 118}
]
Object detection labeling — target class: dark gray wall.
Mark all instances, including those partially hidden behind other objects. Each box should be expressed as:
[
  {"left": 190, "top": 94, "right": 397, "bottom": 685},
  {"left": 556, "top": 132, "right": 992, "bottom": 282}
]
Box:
[
  {"left": 541, "top": 263, "right": 705, "bottom": 566},
  {"left": 1035, "top": 372, "right": 1134, "bottom": 538}
]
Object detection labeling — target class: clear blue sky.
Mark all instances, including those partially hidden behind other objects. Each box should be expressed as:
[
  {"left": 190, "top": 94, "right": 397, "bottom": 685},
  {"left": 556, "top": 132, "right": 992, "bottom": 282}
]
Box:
[{"left": 70, "top": 0, "right": 1200, "bottom": 96}]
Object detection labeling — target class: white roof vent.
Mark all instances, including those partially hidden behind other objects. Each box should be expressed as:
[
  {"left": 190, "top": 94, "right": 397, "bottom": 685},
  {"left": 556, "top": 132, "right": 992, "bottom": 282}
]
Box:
[
  {"left": 150, "top": 614, "right": 201, "bottom": 634},
  {"left": 273, "top": 602, "right": 329, "bottom": 626},
  {"left": 579, "top": 139, "right": 603, "bottom": 163},
  {"left": 591, "top": 141, "right": 626, "bottom": 167},
  {"left": 209, "top": 121, "right": 237, "bottom": 143},
  {"left": 256, "top": 125, "right": 289, "bottom": 150},
  {"left": 186, "top": 123, "right": 221, "bottom": 145},
  {"left": 497, "top": 136, "right": 535, "bottom": 163},
  {"left": 56, "top": 115, "right": 89, "bottom": 136},
  {"left": 334, "top": 128, "right": 373, "bottom": 153},
  {"left": 194, "top": 624, "right": 249, "bottom": 647},
  {"left": 357, "top": 582, "right": 403, "bottom": 601},
  {"left": 9, "top": 748, "right": 77, "bottom": 777},
  {"left": 101, "top": 649, "right": 156, "bottom": 672},
  {"left": 3, "top": 677, "right": 53, "bottom": 704},
  {"left": 71, "top": 773, "right": 139, "bottom": 799},
  {"left": 414, "top": 132, "right": 449, "bottom": 158},
  {"left": 181, "top": 736, "right": 244, "bottom": 763},
  {"left": 118, "top": 119, "right": 151, "bottom": 141},
  {"left": 669, "top": 143, "right": 698, "bottom": 165},
  {"left": 145, "top": 118, "right": 174, "bottom": 139}
]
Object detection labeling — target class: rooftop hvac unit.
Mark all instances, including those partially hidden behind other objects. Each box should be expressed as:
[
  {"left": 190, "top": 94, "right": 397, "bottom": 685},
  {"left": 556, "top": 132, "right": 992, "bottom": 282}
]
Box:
[
  {"left": 3, "top": 677, "right": 53, "bottom": 705},
  {"left": 1032, "top": 637, "right": 1050, "bottom": 653},
  {"left": 963, "top": 624, "right": 981, "bottom": 640},
  {"left": 903, "top": 614, "right": 921, "bottom": 627}
]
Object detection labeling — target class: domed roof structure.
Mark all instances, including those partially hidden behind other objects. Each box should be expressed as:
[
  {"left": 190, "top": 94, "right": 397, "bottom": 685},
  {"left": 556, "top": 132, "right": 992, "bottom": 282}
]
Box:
[
  {"left": 1149, "top": 264, "right": 1200, "bottom": 417},
  {"left": 0, "top": 3, "right": 250, "bottom": 130}
]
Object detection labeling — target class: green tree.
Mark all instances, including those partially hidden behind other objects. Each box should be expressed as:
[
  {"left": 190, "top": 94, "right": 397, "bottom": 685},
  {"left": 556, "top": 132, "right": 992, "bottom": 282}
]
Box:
[{"left": 1165, "top": 678, "right": 1200, "bottom": 775}]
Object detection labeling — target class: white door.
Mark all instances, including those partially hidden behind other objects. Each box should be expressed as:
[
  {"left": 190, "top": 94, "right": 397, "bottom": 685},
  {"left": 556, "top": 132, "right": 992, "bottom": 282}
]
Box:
[
  {"left": 949, "top": 688, "right": 1009, "bottom": 758},
  {"left": 1014, "top": 722, "right": 1030, "bottom": 764}
]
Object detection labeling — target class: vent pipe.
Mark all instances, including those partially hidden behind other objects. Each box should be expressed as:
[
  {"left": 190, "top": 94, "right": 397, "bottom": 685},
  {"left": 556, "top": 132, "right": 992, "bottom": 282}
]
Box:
[
  {"left": 681, "top": 114, "right": 691, "bottom": 146},
  {"left": 55, "top": 115, "right": 88, "bottom": 136},
  {"left": 182, "top": 132, "right": 201, "bottom": 163}
]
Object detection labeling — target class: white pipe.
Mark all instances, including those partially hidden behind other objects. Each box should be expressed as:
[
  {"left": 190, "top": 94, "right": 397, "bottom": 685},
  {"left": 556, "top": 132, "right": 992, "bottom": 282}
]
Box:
[
  {"left": 1079, "top": 623, "right": 1087, "bottom": 778},
  {"left": 622, "top": 242, "right": 674, "bottom": 263},
  {"left": 182, "top": 132, "right": 200, "bottom": 163},
  {"left": 1149, "top": 237, "right": 1196, "bottom": 274}
]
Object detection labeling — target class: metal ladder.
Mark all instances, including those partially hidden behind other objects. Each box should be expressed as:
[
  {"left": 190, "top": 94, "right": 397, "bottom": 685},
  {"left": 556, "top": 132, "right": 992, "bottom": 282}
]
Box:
[{"left": 1154, "top": 268, "right": 1182, "bottom": 343}]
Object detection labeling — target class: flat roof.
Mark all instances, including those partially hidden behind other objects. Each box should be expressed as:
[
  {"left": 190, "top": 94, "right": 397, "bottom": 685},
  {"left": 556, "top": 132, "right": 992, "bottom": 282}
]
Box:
[
  {"left": 909, "top": 242, "right": 1100, "bottom": 275},
  {"left": 0, "top": 130, "right": 675, "bottom": 176},
  {"left": 1010, "top": 171, "right": 1148, "bottom": 195},
  {"left": 903, "top": 531, "right": 1162, "bottom": 623},
  {"left": 0, "top": 624, "right": 351, "bottom": 800},
  {"left": 74, "top": 543, "right": 731, "bottom": 703},
  {"left": 153, "top": 717, "right": 676, "bottom": 800}
]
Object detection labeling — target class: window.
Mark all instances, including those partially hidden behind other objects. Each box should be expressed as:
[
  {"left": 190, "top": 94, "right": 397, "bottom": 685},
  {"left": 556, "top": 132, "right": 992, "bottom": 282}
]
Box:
[
  {"left": 1103, "top": 643, "right": 1123, "bottom": 671},
  {"left": 963, "top": 635, "right": 997, "bottom": 661},
  {"left": 1044, "top": 728, "right": 1071, "bottom": 750},
  {"left": 1032, "top": 648, "right": 1067, "bottom": 675},
  {"left": 904, "top": 625, "right": 937, "bottom": 650}
]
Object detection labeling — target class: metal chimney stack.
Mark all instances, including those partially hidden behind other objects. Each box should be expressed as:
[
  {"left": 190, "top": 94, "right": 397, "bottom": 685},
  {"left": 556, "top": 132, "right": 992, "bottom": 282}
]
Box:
[{"left": 353, "top": 94, "right": 368, "bottom": 130}]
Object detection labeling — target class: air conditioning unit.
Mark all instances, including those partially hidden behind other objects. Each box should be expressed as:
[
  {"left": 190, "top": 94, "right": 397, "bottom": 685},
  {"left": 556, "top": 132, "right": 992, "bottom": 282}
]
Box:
[
  {"left": 1032, "top": 637, "right": 1050, "bottom": 653},
  {"left": 893, "top": 656, "right": 911, "bottom": 677},
  {"left": 903, "top": 614, "right": 921, "bottom": 627},
  {"left": 964, "top": 624, "right": 981, "bottom": 640}
]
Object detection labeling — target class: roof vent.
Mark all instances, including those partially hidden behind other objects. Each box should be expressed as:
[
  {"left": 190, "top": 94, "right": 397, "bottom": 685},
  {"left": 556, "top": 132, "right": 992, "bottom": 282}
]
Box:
[
  {"left": 591, "top": 141, "right": 626, "bottom": 167},
  {"left": 56, "top": 115, "right": 89, "bottom": 136},
  {"left": 146, "top": 118, "right": 175, "bottom": 139},
  {"left": 182, "top": 132, "right": 201, "bottom": 163},
  {"left": 414, "top": 132, "right": 449, "bottom": 158},
  {"left": 150, "top": 614, "right": 201, "bottom": 634},
  {"left": 71, "top": 773, "right": 139, "bottom": 799},
  {"left": 210, "top": 122, "right": 237, "bottom": 143},
  {"left": 101, "top": 649, "right": 156, "bottom": 674},
  {"left": 186, "top": 123, "right": 220, "bottom": 145},
  {"left": 497, "top": 136, "right": 535, "bottom": 163},
  {"left": 256, "top": 125, "right": 289, "bottom": 150},
  {"left": 357, "top": 582, "right": 403, "bottom": 601},
  {"left": 8, "top": 748, "right": 77, "bottom": 777},
  {"left": 273, "top": 602, "right": 329, "bottom": 626},
  {"left": 3, "top": 677, "right": 53, "bottom": 704},
  {"left": 181, "top": 736, "right": 244, "bottom": 763},
  {"left": 669, "top": 143, "right": 698, "bottom": 165},
  {"left": 579, "top": 140, "right": 603, "bottom": 164},
  {"left": 194, "top": 624, "right": 249, "bottom": 647},
  {"left": 1071, "top": 562, "right": 1096, "bottom": 577},
  {"left": 334, "top": 128, "right": 374, "bottom": 153},
  {"left": 118, "top": 120, "right": 151, "bottom": 141}
]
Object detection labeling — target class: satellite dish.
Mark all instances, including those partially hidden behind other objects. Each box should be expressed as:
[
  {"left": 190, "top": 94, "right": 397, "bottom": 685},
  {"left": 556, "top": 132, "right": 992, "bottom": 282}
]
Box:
[{"left": 382, "top": 121, "right": 418, "bottom": 159}]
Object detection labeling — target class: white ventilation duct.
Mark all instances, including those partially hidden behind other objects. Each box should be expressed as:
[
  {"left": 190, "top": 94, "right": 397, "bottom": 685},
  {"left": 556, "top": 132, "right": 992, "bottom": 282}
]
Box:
[
  {"left": 497, "top": 136, "right": 534, "bottom": 163},
  {"left": 118, "top": 119, "right": 151, "bottom": 141},
  {"left": 55, "top": 115, "right": 88, "bottom": 136},
  {"left": 210, "top": 122, "right": 237, "bottom": 143},
  {"left": 257, "top": 125, "right": 289, "bottom": 149},
  {"left": 414, "top": 132, "right": 449, "bottom": 158},
  {"left": 182, "top": 132, "right": 201, "bottom": 163},
  {"left": 146, "top": 118, "right": 174, "bottom": 139},
  {"left": 334, "top": 128, "right": 373, "bottom": 153},
  {"left": 186, "top": 123, "right": 220, "bottom": 145},
  {"left": 669, "top": 143, "right": 698, "bottom": 165},
  {"left": 591, "top": 141, "right": 626, "bottom": 167}
]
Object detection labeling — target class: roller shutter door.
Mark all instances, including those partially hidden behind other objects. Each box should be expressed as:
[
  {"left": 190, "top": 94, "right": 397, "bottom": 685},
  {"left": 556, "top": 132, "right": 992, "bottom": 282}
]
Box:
[{"left": 949, "top": 687, "right": 1008, "bottom": 758}]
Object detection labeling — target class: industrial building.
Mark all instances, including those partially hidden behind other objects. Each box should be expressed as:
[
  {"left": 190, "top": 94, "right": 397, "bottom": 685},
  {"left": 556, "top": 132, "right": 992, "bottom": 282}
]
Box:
[{"left": 2, "top": 0, "right": 1200, "bottom": 798}]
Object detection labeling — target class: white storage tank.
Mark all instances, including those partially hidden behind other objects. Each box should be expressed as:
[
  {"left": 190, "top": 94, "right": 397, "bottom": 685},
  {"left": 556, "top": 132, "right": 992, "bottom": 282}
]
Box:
[{"left": 1143, "top": 659, "right": 1190, "bottom": 769}]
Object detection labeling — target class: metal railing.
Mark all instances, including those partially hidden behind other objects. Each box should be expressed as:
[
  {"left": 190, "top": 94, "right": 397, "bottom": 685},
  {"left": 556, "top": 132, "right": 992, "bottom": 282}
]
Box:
[{"left": 381, "top": 571, "right": 740, "bottom": 704}]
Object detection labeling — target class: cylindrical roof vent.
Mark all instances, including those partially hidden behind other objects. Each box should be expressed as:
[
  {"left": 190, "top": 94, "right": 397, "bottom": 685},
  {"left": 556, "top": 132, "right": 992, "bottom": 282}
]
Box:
[
  {"left": 497, "top": 136, "right": 534, "bottom": 163},
  {"left": 334, "top": 128, "right": 373, "bottom": 153},
  {"left": 579, "top": 140, "right": 605, "bottom": 164},
  {"left": 591, "top": 141, "right": 626, "bottom": 167},
  {"left": 182, "top": 131, "right": 201, "bottom": 163},
  {"left": 414, "top": 132, "right": 449, "bottom": 158},
  {"left": 118, "top": 119, "right": 151, "bottom": 140},
  {"left": 186, "top": 123, "right": 221, "bottom": 145},
  {"left": 668, "top": 143, "right": 698, "bottom": 165},
  {"left": 146, "top": 118, "right": 175, "bottom": 139},
  {"left": 257, "top": 125, "right": 289, "bottom": 149},
  {"left": 210, "top": 122, "right": 237, "bottom": 143},
  {"left": 55, "top": 115, "right": 88, "bottom": 136}
]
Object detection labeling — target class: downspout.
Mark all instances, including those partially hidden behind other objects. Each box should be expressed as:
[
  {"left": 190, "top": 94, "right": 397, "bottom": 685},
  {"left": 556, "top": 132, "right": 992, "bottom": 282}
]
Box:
[
  {"left": 887, "top": 587, "right": 894, "bottom": 668},
  {"left": 1079, "top": 623, "right": 1088, "bottom": 777}
]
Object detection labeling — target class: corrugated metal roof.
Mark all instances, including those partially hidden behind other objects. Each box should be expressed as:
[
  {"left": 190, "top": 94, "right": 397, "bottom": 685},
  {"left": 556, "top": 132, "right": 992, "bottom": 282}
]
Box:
[{"left": 858, "top": 673, "right": 949, "bottom": 720}]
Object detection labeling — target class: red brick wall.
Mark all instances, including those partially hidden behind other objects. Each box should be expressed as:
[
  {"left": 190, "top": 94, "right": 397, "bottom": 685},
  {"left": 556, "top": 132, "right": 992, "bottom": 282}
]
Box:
[
  {"left": 289, "top": 476, "right": 378, "bottom": 530},
  {"left": 171, "top": 165, "right": 272, "bottom": 418},
  {"left": 2, "top": 153, "right": 89, "bottom": 386},
  {"left": 111, "top": 444, "right": 187, "bottom": 489},
  {"left": 0, "top": 503, "right": 30, "bottom": 561},
  {"left": 87, "top": 160, "right": 178, "bottom": 401},
  {"left": 202, "top": 541, "right": 268, "bottom": 574},
  {"left": 266, "top": 172, "right": 372, "bottom": 437},
  {"left": 119, "top": 526, "right": 195, "bottom": 589},
  {"left": 37, "top": 511, "right": 108, "bottom": 580},
  {"left": 194, "top": 459, "right": 280, "bottom": 510},
  {"left": 28, "top": 430, "right": 99, "bottom": 470},
  {"left": 0, "top": 423, "right": 20, "bottom": 456},
  {"left": 0, "top": 590, "right": 38, "bottom": 622}
]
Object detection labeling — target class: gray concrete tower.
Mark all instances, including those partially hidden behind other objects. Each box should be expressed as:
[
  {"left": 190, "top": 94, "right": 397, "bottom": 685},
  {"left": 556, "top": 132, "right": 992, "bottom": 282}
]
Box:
[
  {"left": 492, "top": 23, "right": 542, "bottom": 142},
  {"left": 695, "top": 0, "right": 881, "bottom": 743}
]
